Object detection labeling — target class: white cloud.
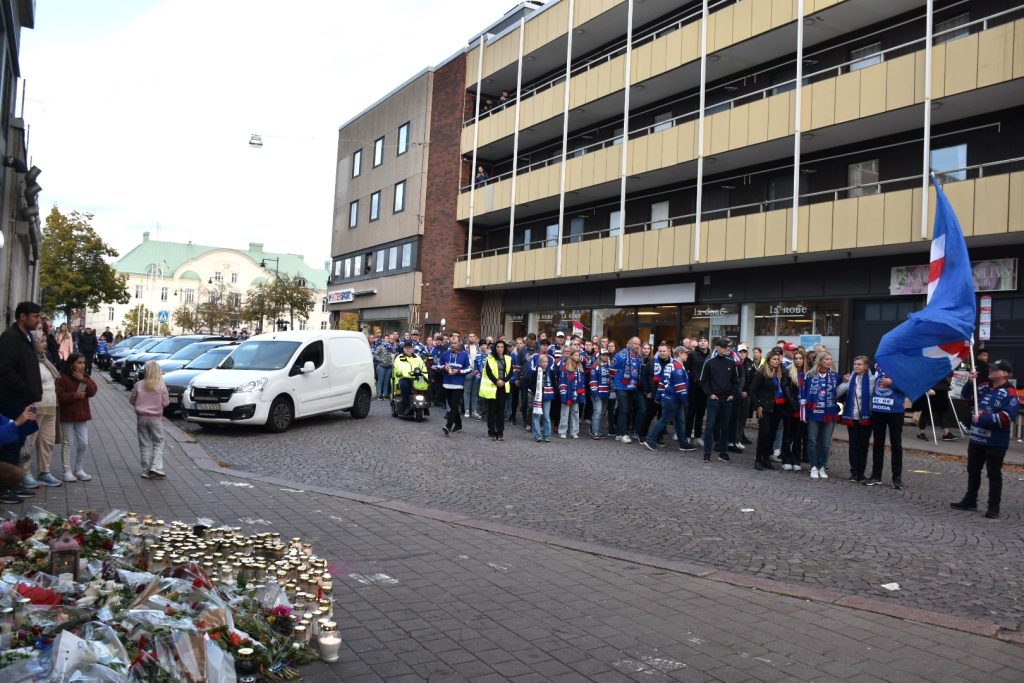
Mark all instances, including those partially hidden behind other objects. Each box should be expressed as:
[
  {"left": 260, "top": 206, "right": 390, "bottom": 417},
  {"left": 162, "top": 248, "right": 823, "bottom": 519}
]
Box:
[{"left": 20, "top": 0, "right": 510, "bottom": 265}]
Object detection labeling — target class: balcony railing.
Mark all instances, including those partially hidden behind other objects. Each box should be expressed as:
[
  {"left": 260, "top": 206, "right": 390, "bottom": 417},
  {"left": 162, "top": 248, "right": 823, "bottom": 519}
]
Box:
[
  {"left": 460, "top": 2, "right": 1023, "bottom": 194},
  {"left": 455, "top": 156, "right": 1024, "bottom": 262}
]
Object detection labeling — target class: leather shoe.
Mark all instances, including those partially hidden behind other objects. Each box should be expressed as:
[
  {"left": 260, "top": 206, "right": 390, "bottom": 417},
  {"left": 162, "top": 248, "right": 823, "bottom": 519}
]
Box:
[
  {"left": 892, "top": 478, "right": 903, "bottom": 490},
  {"left": 950, "top": 500, "right": 977, "bottom": 511},
  {"left": 984, "top": 508, "right": 1000, "bottom": 519}
]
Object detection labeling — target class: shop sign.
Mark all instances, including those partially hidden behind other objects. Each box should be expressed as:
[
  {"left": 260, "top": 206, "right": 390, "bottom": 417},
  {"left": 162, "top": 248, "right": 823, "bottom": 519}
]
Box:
[
  {"left": 692, "top": 306, "right": 733, "bottom": 318},
  {"left": 327, "top": 288, "right": 355, "bottom": 304},
  {"left": 768, "top": 304, "right": 809, "bottom": 317},
  {"left": 889, "top": 258, "right": 1018, "bottom": 295},
  {"left": 979, "top": 295, "right": 992, "bottom": 341},
  {"left": 800, "top": 335, "right": 822, "bottom": 349},
  {"left": 506, "top": 313, "right": 525, "bottom": 323}
]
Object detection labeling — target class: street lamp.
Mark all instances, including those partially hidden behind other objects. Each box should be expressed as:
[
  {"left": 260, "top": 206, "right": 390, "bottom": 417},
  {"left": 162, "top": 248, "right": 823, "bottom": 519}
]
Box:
[{"left": 259, "top": 257, "right": 280, "bottom": 277}]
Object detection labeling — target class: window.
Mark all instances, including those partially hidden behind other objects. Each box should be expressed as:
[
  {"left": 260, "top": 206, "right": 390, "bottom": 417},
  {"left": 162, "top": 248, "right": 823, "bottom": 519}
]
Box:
[
  {"left": 295, "top": 340, "right": 324, "bottom": 371},
  {"left": 931, "top": 144, "right": 967, "bottom": 182},
  {"left": 849, "top": 43, "right": 882, "bottom": 72},
  {"left": 401, "top": 243, "right": 412, "bottom": 268},
  {"left": 935, "top": 13, "right": 969, "bottom": 45},
  {"left": 613, "top": 127, "right": 624, "bottom": 145},
  {"left": 397, "top": 122, "right": 410, "bottom": 156},
  {"left": 349, "top": 200, "right": 359, "bottom": 228},
  {"left": 653, "top": 112, "right": 673, "bottom": 133},
  {"left": 135, "top": 285, "right": 143, "bottom": 299},
  {"left": 569, "top": 216, "right": 584, "bottom": 244},
  {"left": 545, "top": 223, "right": 558, "bottom": 248},
  {"left": 375, "top": 249, "right": 385, "bottom": 273},
  {"left": 352, "top": 149, "right": 362, "bottom": 177},
  {"left": 184, "top": 288, "right": 195, "bottom": 304},
  {"left": 770, "top": 69, "right": 796, "bottom": 96},
  {"left": 370, "top": 191, "right": 381, "bottom": 221},
  {"left": 321, "top": 298, "right": 327, "bottom": 313},
  {"left": 388, "top": 246, "right": 398, "bottom": 269},
  {"left": 334, "top": 260, "right": 342, "bottom": 277},
  {"left": 353, "top": 255, "right": 363, "bottom": 277},
  {"left": 609, "top": 210, "right": 622, "bottom": 237},
  {"left": 364, "top": 252, "right": 373, "bottom": 273},
  {"left": 393, "top": 180, "right": 406, "bottom": 213},
  {"left": 213, "top": 271, "right": 223, "bottom": 283},
  {"left": 298, "top": 320, "right": 307, "bottom": 331},
  {"left": 321, "top": 321, "right": 329, "bottom": 330},
  {"left": 230, "top": 293, "right": 242, "bottom": 307},
  {"left": 847, "top": 159, "right": 880, "bottom": 197},
  {"left": 373, "top": 136, "right": 384, "bottom": 167},
  {"left": 344, "top": 258, "right": 352, "bottom": 278},
  {"left": 651, "top": 201, "right": 670, "bottom": 230},
  {"left": 160, "top": 287, "right": 168, "bottom": 302},
  {"left": 231, "top": 272, "right": 238, "bottom": 284},
  {"left": 107, "top": 307, "right": 114, "bottom": 321}
]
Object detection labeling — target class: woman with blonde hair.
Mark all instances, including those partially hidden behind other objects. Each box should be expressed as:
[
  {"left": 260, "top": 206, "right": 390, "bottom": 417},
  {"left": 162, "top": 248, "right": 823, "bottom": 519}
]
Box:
[
  {"left": 749, "top": 351, "right": 796, "bottom": 471},
  {"left": 801, "top": 351, "right": 840, "bottom": 479},
  {"left": 781, "top": 350, "right": 808, "bottom": 470},
  {"left": 55, "top": 323, "right": 73, "bottom": 364},
  {"left": 129, "top": 360, "right": 170, "bottom": 479}
]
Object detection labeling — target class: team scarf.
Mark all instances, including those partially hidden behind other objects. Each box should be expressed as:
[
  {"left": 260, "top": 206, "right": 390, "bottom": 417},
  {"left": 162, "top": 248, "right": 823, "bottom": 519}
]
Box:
[
  {"left": 842, "top": 372, "right": 873, "bottom": 425},
  {"left": 533, "top": 366, "right": 546, "bottom": 415}
]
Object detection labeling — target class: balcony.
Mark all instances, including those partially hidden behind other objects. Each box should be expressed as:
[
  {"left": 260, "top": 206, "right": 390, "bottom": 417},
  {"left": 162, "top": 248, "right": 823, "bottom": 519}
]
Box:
[
  {"left": 453, "top": 158, "right": 1024, "bottom": 289},
  {"left": 458, "top": 11, "right": 1024, "bottom": 222}
]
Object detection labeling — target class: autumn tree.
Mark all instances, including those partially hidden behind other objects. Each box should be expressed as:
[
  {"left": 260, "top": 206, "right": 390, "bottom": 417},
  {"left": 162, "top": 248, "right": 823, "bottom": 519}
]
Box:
[
  {"left": 173, "top": 304, "right": 201, "bottom": 333},
  {"left": 39, "top": 208, "right": 130, "bottom": 320},
  {"left": 122, "top": 305, "right": 155, "bottom": 336}
]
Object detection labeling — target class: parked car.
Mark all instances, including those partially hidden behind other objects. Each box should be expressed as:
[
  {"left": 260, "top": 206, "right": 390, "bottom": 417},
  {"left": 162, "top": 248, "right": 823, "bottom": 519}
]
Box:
[
  {"left": 163, "top": 345, "right": 239, "bottom": 416},
  {"left": 183, "top": 330, "right": 374, "bottom": 432},
  {"left": 109, "top": 337, "right": 166, "bottom": 381},
  {"left": 136, "top": 339, "right": 238, "bottom": 383},
  {"left": 121, "top": 335, "right": 232, "bottom": 389}
]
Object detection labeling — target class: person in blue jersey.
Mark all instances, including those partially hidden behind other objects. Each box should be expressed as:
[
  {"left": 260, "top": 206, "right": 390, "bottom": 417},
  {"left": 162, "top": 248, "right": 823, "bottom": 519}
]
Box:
[
  {"left": 867, "top": 366, "right": 907, "bottom": 488},
  {"left": 611, "top": 337, "right": 644, "bottom": 444},
  {"left": 749, "top": 351, "right": 795, "bottom": 471},
  {"left": 440, "top": 334, "right": 470, "bottom": 437},
  {"left": 801, "top": 351, "right": 840, "bottom": 480},
  {"left": 473, "top": 341, "right": 490, "bottom": 422},
  {"left": 644, "top": 345, "right": 693, "bottom": 453},
  {"left": 528, "top": 351, "right": 557, "bottom": 442},
  {"left": 373, "top": 336, "right": 394, "bottom": 400},
  {"left": 951, "top": 359, "right": 1020, "bottom": 519},
  {"left": 588, "top": 349, "right": 612, "bottom": 439},
  {"left": 838, "top": 356, "right": 875, "bottom": 483},
  {"left": 557, "top": 348, "right": 587, "bottom": 439}
]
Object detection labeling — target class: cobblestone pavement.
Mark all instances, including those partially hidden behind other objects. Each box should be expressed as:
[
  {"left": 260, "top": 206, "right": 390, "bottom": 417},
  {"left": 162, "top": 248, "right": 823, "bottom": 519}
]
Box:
[
  {"left": 172, "top": 399, "right": 1024, "bottom": 626},
  {"left": 11, "top": 381, "right": 1022, "bottom": 682}
]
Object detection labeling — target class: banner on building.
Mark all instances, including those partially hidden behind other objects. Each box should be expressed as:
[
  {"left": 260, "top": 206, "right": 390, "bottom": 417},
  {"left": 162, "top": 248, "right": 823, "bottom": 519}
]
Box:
[
  {"left": 327, "top": 289, "right": 355, "bottom": 304},
  {"left": 889, "top": 258, "right": 1017, "bottom": 296}
]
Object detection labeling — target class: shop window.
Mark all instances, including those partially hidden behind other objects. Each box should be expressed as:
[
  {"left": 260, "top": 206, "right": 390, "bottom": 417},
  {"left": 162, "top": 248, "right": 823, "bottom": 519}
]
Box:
[
  {"left": 849, "top": 43, "right": 882, "bottom": 72},
  {"left": 592, "top": 308, "right": 637, "bottom": 346},
  {"left": 931, "top": 144, "right": 967, "bottom": 183},
  {"left": 848, "top": 160, "right": 880, "bottom": 197}
]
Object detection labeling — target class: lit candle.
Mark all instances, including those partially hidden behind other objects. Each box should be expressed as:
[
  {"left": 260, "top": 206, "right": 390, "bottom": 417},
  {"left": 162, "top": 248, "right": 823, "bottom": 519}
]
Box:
[
  {"left": 318, "top": 621, "right": 341, "bottom": 662},
  {"left": 13, "top": 597, "right": 31, "bottom": 628}
]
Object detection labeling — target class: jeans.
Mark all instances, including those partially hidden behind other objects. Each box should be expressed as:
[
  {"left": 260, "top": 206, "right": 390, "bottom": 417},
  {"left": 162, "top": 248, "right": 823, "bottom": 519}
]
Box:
[
  {"left": 756, "top": 405, "right": 785, "bottom": 464},
  {"left": 773, "top": 424, "right": 784, "bottom": 453},
  {"left": 375, "top": 365, "right": 392, "bottom": 398},
  {"left": 84, "top": 352, "right": 95, "bottom": 376},
  {"left": 520, "top": 382, "right": 532, "bottom": 424},
  {"left": 703, "top": 397, "right": 734, "bottom": 457},
  {"left": 0, "top": 400, "right": 27, "bottom": 467},
  {"left": 507, "top": 384, "right": 519, "bottom": 421},
  {"left": 398, "top": 378, "right": 413, "bottom": 414},
  {"left": 870, "top": 411, "right": 904, "bottom": 481},
  {"left": 647, "top": 401, "right": 686, "bottom": 448},
  {"left": 616, "top": 390, "right": 645, "bottom": 439},
  {"left": 444, "top": 388, "right": 464, "bottom": 430},
  {"left": 590, "top": 396, "right": 606, "bottom": 436},
  {"left": 805, "top": 420, "right": 834, "bottom": 470},
  {"left": 558, "top": 402, "right": 580, "bottom": 437},
  {"left": 847, "top": 423, "right": 872, "bottom": 480},
  {"left": 731, "top": 395, "right": 750, "bottom": 443},
  {"left": 61, "top": 421, "right": 90, "bottom": 472},
  {"left": 464, "top": 375, "right": 481, "bottom": 415},
  {"left": 607, "top": 397, "right": 618, "bottom": 435},
  {"left": 964, "top": 442, "right": 1006, "bottom": 510},
  {"left": 531, "top": 400, "right": 552, "bottom": 440},
  {"left": 486, "top": 389, "right": 507, "bottom": 437},
  {"left": 137, "top": 416, "right": 165, "bottom": 472}
]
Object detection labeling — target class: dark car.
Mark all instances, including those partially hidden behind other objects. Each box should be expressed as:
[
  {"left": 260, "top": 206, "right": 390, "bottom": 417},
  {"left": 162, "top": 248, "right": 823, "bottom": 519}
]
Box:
[
  {"left": 148, "top": 340, "right": 238, "bottom": 378},
  {"left": 121, "top": 335, "right": 232, "bottom": 389},
  {"left": 163, "top": 345, "right": 238, "bottom": 415},
  {"left": 109, "top": 337, "right": 166, "bottom": 381}
]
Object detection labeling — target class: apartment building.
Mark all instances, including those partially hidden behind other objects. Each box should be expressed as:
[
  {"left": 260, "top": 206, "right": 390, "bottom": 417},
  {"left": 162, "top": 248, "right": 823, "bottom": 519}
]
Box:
[{"left": 454, "top": 0, "right": 1024, "bottom": 368}]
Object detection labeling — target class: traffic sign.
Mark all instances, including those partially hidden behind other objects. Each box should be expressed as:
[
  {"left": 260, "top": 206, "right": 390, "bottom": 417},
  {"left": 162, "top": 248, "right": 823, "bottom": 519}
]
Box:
[{"left": 157, "top": 310, "right": 170, "bottom": 323}]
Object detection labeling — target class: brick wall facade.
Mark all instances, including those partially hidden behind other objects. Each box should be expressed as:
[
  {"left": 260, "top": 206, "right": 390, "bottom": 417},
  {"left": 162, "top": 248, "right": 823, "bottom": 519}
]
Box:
[{"left": 421, "top": 52, "right": 482, "bottom": 336}]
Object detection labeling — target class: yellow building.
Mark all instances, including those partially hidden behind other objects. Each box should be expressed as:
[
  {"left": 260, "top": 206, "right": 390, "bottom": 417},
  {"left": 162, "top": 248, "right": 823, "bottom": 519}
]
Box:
[{"left": 453, "top": 0, "right": 1023, "bottom": 366}]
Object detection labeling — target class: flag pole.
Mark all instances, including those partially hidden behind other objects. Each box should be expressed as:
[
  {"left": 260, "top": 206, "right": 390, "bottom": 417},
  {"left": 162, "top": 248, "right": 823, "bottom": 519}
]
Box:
[
  {"left": 947, "top": 391, "right": 965, "bottom": 438},
  {"left": 925, "top": 392, "right": 938, "bottom": 445},
  {"left": 969, "top": 340, "right": 980, "bottom": 418}
]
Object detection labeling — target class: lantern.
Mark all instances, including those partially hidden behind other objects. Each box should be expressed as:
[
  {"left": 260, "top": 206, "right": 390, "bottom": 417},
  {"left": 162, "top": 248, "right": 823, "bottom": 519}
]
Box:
[{"left": 50, "top": 533, "right": 82, "bottom": 581}]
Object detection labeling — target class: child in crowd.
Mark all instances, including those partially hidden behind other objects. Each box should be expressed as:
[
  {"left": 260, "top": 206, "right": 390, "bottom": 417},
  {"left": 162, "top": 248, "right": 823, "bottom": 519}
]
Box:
[
  {"left": 130, "top": 360, "right": 170, "bottom": 479},
  {"left": 56, "top": 353, "right": 97, "bottom": 482}
]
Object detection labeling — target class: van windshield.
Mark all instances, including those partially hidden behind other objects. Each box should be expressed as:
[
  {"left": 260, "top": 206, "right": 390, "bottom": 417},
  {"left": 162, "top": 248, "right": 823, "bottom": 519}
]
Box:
[{"left": 220, "top": 341, "right": 300, "bottom": 371}]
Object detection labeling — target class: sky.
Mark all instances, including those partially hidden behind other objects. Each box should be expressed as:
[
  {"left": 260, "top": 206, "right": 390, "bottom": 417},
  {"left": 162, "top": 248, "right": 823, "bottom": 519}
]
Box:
[{"left": 20, "top": 0, "right": 511, "bottom": 270}]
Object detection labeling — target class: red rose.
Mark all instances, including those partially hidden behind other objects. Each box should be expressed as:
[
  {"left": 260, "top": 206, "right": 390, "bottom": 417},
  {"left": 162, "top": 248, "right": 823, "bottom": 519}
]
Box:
[
  {"left": 210, "top": 632, "right": 221, "bottom": 640},
  {"left": 229, "top": 633, "right": 242, "bottom": 647}
]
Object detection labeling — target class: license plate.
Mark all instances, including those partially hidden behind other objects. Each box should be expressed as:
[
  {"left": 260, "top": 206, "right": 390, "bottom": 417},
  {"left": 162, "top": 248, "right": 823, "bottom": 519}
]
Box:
[
  {"left": 170, "top": 396, "right": 181, "bottom": 404},
  {"left": 197, "top": 402, "right": 220, "bottom": 411}
]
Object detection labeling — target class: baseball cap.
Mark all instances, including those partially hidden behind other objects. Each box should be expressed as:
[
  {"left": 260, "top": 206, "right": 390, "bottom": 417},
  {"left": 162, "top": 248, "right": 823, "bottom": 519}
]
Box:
[
  {"left": 599, "top": 349, "right": 610, "bottom": 356},
  {"left": 715, "top": 337, "right": 731, "bottom": 348},
  {"left": 402, "top": 340, "right": 413, "bottom": 348},
  {"left": 556, "top": 330, "right": 566, "bottom": 337},
  {"left": 991, "top": 359, "right": 1014, "bottom": 375},
  {"left": 737, "top": 344, "right": 748, "bottom": 352},
  {"left": 411, "top": 329, "right": 420, "bottom": 336},
  {"left": 782, "top": 342, "right": 797, "bottom": 351}
]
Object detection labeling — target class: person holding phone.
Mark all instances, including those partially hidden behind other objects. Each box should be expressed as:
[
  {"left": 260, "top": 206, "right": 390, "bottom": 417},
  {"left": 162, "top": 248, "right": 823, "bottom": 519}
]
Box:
[{"left": 55, "top": 353, "right": 98, "bottom": 482}]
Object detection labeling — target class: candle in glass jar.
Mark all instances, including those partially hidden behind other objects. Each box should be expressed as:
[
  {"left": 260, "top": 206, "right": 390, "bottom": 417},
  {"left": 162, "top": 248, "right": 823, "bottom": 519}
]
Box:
[{"left": 318, "top": 621, "right": 341, "bottom": 662}]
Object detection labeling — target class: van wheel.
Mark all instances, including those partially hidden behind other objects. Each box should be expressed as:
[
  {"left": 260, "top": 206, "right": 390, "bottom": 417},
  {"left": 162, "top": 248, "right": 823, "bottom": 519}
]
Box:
[
  {"left": 349, "top": 386, "right": 372, "bottom": 419},
  {"left": 266, "top": 396, "right": 293, "bottom": 433}
]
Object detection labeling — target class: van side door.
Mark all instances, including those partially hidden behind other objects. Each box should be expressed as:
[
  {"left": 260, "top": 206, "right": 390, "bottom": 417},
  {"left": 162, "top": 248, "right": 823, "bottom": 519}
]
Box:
[{"left": 290, "top": 340, "right": 331, "bottom": 416}]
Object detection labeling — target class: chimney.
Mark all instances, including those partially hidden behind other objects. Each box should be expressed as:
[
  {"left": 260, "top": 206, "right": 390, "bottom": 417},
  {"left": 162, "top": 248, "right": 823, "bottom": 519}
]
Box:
[
  {"left": 142, "top": 231, "right": 150, "bottom": 241},
  {"left": 249, "top": 242, "right": 264, "bottom": 255}
]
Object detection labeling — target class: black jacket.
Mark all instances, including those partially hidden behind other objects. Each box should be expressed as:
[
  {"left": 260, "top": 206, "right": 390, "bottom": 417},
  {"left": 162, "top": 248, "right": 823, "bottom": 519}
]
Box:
[
  {"left": 639, "top": 357, "right": 657, "bottom": 397},
  {"left": 686, "top": 348, "right": 711, "bottom": 393},
  {"left": 0, "top": 323, "right": 43, "bottom": 406},
  {"left": 699, "top": 354, "right": 740, "bottom": 399},
  {"left": 79, "top": 332, "right": 98, "bottom": 354},
  {"left": 749, "top": 370, "right": 797, "bottom": 413},
  {"left": 738, "top": 358, "right": 756, "bottom": 392}
]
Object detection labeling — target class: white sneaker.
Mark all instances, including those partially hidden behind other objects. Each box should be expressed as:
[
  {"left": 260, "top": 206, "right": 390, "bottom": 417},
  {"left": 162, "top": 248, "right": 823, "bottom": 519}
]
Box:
[
  {"left": 559, "top": 434, "right": 567, "bottom": 439},
  {"left": 819, "top": 469, "right": 828, "bottom": 480},
  {"left": 792, "top": 462, "right": 803, "bottom": 471},
  {"left": 771, "top": 452, "right": 782, "bottom": 462},
  {"left": 63, "top": 471, "right": 77, "bottom": 482},
  {"left": 734, "top": 443, "right": 745, "bottom": 451},
  {"left": 614, "top": 435, "right": 623, "bottom": 442},
  {"left": 782, "top": 464, "right": 793, "bottom": 471},
  {"left": 694, "top": 437, "right": 703, "bottom": 447},
  {"left": 74, "top": 469, "right": 93, "bottom": 481},
  {"left": 773, "top": 448, "right": 781, "bottom": 457},
  {"left": 810, "top": 467, "right": 820, "bottom": 479},
  {"left": 620, "top": 435, "right": 632, "bottom": 444},
  {"left": 464, "top": 411, "right": 470, "bottom": 417}
]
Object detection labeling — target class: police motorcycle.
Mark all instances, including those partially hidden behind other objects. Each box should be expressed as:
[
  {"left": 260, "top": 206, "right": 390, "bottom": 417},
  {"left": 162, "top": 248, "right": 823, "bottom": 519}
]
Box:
[{"left": 390, "top": 366, "right": 431, "bottom": 422}]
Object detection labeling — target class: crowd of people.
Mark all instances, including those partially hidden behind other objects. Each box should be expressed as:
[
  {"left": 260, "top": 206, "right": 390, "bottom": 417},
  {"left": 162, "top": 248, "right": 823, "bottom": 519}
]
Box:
[{"left": 370, "top": 325, "right": 1018, "bottom": 519}]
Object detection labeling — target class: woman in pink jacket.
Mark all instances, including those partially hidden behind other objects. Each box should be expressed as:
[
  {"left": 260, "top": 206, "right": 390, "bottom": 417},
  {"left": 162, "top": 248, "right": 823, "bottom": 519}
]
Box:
[{"left": 130, "top": 361, "right": 170, "bottom": 479}]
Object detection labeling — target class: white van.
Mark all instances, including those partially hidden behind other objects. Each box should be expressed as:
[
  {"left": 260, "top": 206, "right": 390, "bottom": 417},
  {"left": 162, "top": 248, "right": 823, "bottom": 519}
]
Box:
[{"left": 182, "top": 330, "right": 375, "bottom": 432}]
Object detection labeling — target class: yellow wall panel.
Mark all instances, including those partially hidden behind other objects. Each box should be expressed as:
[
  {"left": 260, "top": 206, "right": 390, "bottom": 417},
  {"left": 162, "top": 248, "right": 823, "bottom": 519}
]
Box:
[
  {"left": 796, "top": 205, "right": 810, "bottom": 253},
  {"left": 681, "top": 21, "right": 700, "bottom": 64},
  {"left": 672, "top": 224, "right": 692, "bottom": 266},
  {"left": 642, "top": 231, "right": 660, "bottom": 269},
  {"left": 580, "top": 151, "right": 595, "bottom": 188},
  {"left": 978, "top": 23, "right": 1014, "bottom": 88},
  {"left": 457, "top": 192, "right": 470, "bottom": 221},
  {"left": 808, "top": 202, "right": 833, "bottom": 252},
  {"left": 883, "top": 189, "right": 913, "bottom": 245},
  {"left": 766, "top": 92, "right": 790, "bottom": 141},
  {"left": 751, "top": 0, "right": 771, "bottom": 35},
  {"left": 910, "top": 186, "right": 924, "bottom": 243},
  {"left": 602, "top": 235, "right": 617, "bottom": 273},
  {"left": 733, "top": 0, "right": 753, "bottom": 43},
  {"left": 588, "top": 238, "right": 603, "bottom": 274},
  {"left": 714, "top": 6, "right": 733, "bottom": 52},
  {"left": 859, "top": 62, "right": 886, "bottom": 117},
  {"left": 913, "top": 49, "right": 926, "bottom": 104},
  {"left": 725, "top": 216, "right": 745, "bottom": 260},
  {"left": 729, "top": 105, "right": 749, "bottom": 150},
  {"left": 461, "top": 125, "right": 475, "bottom": 155},
  {"left": 856, "top": 194, "right": 884, "bottom": 247},
  {"left": 453, "top": 261, "right": 466, "bottom": 289},
  {"left": 834, "top": 71, "right": 861, "bottom": 124},
  {"left": 548, "top": 164, "right": 562, "bottom": 199},
  {"left": 465, "top": 45, "right": 480, "bottom": 87},
  {"left": 633, "top": 42, "right": 652, "bottom": 84},
  {"left": 628, "top": 136, "right": 647, "bottom": 175},
  {"left": 744, "top": 213, "right": 766, "bottom": 259},
  {"left": 747, "top": 98, "right": 769, "bottom": 145},
  {"left": 706, "top": 219, "right": 728, "bottom": 262},
  {"left": 665, "top": 27, "right": 684, "bottom": 71},
  {"left": 513, "top": 252, "right": 525, "bottom": 282},
  {"left": 677, "top": 120, "right": 696, "bottom": 161},
  {"left": 595, "top": 60, "right": 611, "bottom": 98},
  {"left": 562, "top": 243, "right": 579, "bottom": 278},
  {"left": 885, "top": 53, "right": 916, "bottom": 112},
  {"left": 661, "top": 126, "right": 680, "bottom": 167},
  {"left": 945, "top": 180, "right": 975, "bottom": 236},
  {"left": 647, "top": 130, "right": 664, "bottom": 170},
  {"left": 764, "top": 210, "right": 788, "bottom": 256},
  {"left": 973, "top": 175, "right": 1010, "bottom": 235},
  {"left": 1015, "top": 20, "right": 1024, "bottom": 79},
  {"left": 651, "top": 32, "right": 668, "bottom": 76},
  {"left": 771, "top": 0, "right": 794, "bottom": 28},
  {"left": 800, "top": 83, "right": 813, "bottom": 133},
  {"left": 627, "top": 233, "right": 644, "bottom": 270},
  {"left": 657, "top": 229, "right": 675, "bottom": 268},
  {"left": 566, "top": 156, "right": 581, "bottom": 192},
  {"left": 944, "top": 33, "right": 979, "bottom": 96},
  {"left": 811, "top": 78, "right": 837, "bottom": 130},
  {"left": 606, "top": 144, "right": 621, "bottom": 183},
  {"left": 709, "top": 110, "right": 730, "bottom": 155},
  {"left": 1010, "top": 172, "right": 1024, "bottom": 234},
  {"left": 705, "top": 12, "right": 717, "bottom": 53},
  {"left": 930, "top": 43, "right": 947, "bottom": 99},
  {"left": 696, "top": 221, "right": 709, "bottom": 263},
  {"left": 831, "top": 198, "right": 857, "bottom": 250}
]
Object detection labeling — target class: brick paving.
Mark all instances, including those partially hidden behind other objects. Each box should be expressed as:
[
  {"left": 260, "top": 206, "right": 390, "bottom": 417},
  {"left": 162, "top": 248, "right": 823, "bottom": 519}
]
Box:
[
  {"left": 12, "top": 380, "right": 1024, "bottom": 681},
  {"left": 172, "top": 397, "right": 1024, "bottom": 626}
]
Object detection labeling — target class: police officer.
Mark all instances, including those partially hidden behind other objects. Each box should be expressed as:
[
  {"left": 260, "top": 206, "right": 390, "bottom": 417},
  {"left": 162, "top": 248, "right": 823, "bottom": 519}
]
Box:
[
  {"left": 393, "top": 341, "right": 428, "bottom": 417},
  {"left": 951, "top": 359, "right": 1020, "bottom": 519}
]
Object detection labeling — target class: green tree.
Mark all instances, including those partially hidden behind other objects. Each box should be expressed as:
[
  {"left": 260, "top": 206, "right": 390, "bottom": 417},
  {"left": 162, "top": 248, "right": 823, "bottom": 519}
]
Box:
[
  {"left": 279, "top": 275, "right": 317, "bottom": 329},
  {"left": 39, "top": 207, "right": 130, "bottom": 321},
  {"left": 122, "top": 305, "right": 155, "bottom": 336},
  {"left": 173, "top": 304, "right": 200, "bottom": 333}
]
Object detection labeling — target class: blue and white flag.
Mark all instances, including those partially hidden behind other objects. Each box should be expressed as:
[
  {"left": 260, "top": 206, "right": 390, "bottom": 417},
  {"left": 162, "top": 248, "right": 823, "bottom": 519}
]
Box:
[{"left": 874, "top": 177, "right": 976, "bottom": 401}]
